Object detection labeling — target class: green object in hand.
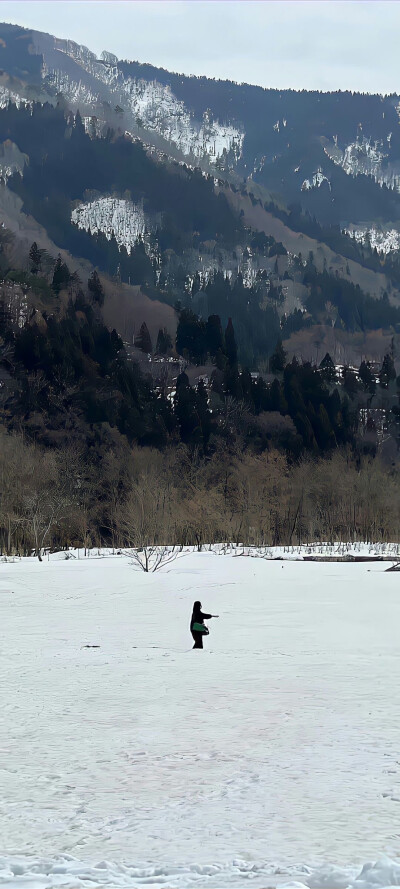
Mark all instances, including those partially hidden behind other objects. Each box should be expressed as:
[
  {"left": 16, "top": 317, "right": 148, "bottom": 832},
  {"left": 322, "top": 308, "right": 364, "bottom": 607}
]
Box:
[{"left": 193, "top": 622, "right": 209, "bottom": 633}]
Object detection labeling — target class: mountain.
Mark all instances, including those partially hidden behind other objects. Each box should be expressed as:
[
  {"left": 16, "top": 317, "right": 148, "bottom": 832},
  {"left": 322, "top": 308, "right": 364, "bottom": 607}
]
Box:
[
  {"left": 1, "top": 21, "right": 400, "bottom": 374},
  {"left": 3, "top": 23, "right": 400, "bottom": 223},
  {"left": 0, "top": 21, "right": 400, "bottom": 552}
]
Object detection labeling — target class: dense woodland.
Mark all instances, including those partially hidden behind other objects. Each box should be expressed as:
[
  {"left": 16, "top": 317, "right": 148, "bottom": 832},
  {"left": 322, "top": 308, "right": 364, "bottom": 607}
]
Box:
[
  {"left": 1, "top": 230, "right": 400, "bottom": 556},
  {"left": 2, "top": 428, "right": 400, "bottom": 558}
]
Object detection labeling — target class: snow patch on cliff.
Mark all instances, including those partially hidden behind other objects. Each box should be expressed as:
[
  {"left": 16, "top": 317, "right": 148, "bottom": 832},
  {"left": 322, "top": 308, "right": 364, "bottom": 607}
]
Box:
[
  {"left": 42, "top": 65, "right": 101, "bottom": 107},
  {"left": 0, "top": 139, "right": 28, "bottom": 182},
  {"left": 0, "top": 84, "right": 25, "bottom": 109},
  {"left": 344, "top": 225, "right": 400, "bottom": 254},
  {"left": 342, "top": 137, "right": 387, "bottom": 177},
  {"left": 324, "top": 136, "right": 400, "bottom": 193},
  {"left": 301, "top": 168, "right": 331, "bottom": 191},
  {"left": 71, "top": 197, "right": 157, "bottom": 255}
]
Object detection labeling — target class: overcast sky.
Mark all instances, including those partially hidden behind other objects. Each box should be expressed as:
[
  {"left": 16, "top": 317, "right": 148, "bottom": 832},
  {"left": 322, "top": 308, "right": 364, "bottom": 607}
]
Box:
[{"left": 1, "top": 0, "right": 399, "bottom": 94}]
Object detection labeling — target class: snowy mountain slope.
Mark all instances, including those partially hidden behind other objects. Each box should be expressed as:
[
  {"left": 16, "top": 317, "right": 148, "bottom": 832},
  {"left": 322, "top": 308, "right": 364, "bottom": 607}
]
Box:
[
  {"left": 1, "top": 24, "right": 400, "bottom": 219},
  {"left": 323, "top": 135, "right": 400, "bottom": 194},
  {"left": 2, "top": 23, "right": 400, "bottom": 232},
  {"left": 30, "top": 31, "right": 245, "bottom": 168},
  {"left": 3, "top": 21, "right": 400, "bottom": 349},
  {"left": 93, "top": 66, "right": 244, "bottom": 164},
  {"left": 71, "top": 194, "right": 276, "bottom": 287},
  {"left": 1, "top": 550, "right": 400, "bottom": 887}
]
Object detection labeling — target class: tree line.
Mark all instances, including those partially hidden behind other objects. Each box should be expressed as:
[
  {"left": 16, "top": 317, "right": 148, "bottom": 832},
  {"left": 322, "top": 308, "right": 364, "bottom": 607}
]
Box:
[{"left": 1, "top": 430, "right": 399, "bottom": 557}]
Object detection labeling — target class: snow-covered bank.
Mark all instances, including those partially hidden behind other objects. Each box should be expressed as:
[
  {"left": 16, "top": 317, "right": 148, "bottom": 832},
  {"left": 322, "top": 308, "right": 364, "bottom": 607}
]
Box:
[
  {"left": 2, "top": 854, "right": 400, "bottom": 889},
  {"left": 3, "top": 540, "right": 400, "bottom": 564},
  {"left": 1, "top": 552, "right": 400, "bottom": 887}
]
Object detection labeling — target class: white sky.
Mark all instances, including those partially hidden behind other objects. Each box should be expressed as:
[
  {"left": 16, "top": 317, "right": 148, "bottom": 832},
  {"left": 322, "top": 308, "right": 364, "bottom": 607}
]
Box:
[{"left": 1, "top": 1, "right": 399, "bottom": 94}]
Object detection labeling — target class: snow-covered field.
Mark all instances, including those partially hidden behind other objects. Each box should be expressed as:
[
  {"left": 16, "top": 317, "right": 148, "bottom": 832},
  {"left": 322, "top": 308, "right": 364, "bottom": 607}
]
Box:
[{"left": 1, "top": 549, "right": 400, "bottom": 888}]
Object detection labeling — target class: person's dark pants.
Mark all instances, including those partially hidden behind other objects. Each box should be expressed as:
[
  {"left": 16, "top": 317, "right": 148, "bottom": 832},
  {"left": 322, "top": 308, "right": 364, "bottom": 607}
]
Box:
[{"left": 192, "top": 631, "right": 204, "bottom": 649}]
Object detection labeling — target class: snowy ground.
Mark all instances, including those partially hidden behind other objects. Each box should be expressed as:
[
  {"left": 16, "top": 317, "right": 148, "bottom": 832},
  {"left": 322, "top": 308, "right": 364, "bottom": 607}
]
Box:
[{"left": 1, "top": 549, "right": 400, "bottom": 888}]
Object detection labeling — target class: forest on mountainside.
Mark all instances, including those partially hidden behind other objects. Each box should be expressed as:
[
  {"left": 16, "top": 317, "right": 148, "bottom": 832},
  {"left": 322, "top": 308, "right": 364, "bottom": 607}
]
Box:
[
  {"left": 1, "top": 229, "right": 400, "bottom": 555},
  {"left": 262, "top": 197, "right": 400, "bottom": 288},
  {"left": 4, "top": 102, "right": 240, "bottom": 260},
  {"left": 4, "top": 100, "right": 400, "bottom": 370}
]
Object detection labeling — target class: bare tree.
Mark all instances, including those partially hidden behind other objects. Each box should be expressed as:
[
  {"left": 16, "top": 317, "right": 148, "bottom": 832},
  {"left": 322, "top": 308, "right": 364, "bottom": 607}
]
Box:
[
  {"left": 126, "top": 545, "right": 183, "bottom": 573},
  {"left": 20, "top": 447, "right": 74, "bottom": 560}
]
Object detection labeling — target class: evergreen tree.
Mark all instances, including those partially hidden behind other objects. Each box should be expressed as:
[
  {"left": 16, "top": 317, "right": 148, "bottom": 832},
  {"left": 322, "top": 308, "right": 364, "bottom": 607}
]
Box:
[
  {"left": 88, "top": 270, "right": 104, "bottom": 306},
  {"left": 319, "top": 352, "right": 336, "bottom": 383},
  {"left": 270, "top": 340, "right": 287, "bottom": 373},
  {"left": 206, "top": 314, "right": 224, "bottom": 358},
  {"left": 342, "top": 367, "right": 359, "bottom": 398},
  {"left": 73, "top": 108, "right": 85, "bottom": 139},
  {"left": 316, "top": 404, "right": 336, "bottom": 450},
  {"left": 270, "top": 378, "right": 288, "bottom": 413},
  {"left": 174, "top": 372, "right": 202, "bottom": 445},
  {"left": 156, "top": 327, "right": 173, "bottom": 355},
  {"left": 225, "top": 317, "right": 237, "bottom": 367},
  {"left": 52, "top": 254, "right": 71, "bottom": 294},
  {"left": 359, "top": 360, "right": 376, "bottom": 395},
  {"left": 224, "top": 364, "right": 242, "bottom": 400},
  {"left": 241, "top": 368, "right": 253, "bottom": 402},
  {"left": 137, "top": 321, "right": 152, "bottom": 354},
  {"left": 295, "top": 412, "right": 317, "bottom": 451},
  {"left": 379, "top": 352, "right": 396, "bottom": 389},
  {"left": 210, "top": 367, "right": 224, "bottom": 396},
  {"left": 29, "top": 242, "right": 42, "bottom": 275},
  {"left": 176, "top": 309, "right": 206, "bottom": 364},
  {"left": 215, "top": 347, "right": 227, "bottom": 371},
  {"left": 284, "top": 371, "right": 305, "bottom": 416}
]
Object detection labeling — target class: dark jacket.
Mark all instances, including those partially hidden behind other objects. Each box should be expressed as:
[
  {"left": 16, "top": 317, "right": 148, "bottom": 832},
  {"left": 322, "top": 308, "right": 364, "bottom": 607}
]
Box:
[{"left": 190, "top": 608, "right": 212, "bottom": 633}]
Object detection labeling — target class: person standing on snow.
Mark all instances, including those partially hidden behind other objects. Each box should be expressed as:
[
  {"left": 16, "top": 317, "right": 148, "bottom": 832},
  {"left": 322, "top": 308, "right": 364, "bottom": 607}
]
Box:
[{"left": 190, "top": 601, "right": 218, "bottom": 649}]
